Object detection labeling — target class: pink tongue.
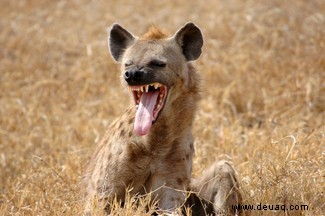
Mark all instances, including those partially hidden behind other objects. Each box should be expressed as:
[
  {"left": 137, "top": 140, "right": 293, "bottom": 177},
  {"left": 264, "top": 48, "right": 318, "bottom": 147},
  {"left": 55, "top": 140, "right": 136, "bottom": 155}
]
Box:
[{"left": 134, "top": 91, "right": 159, "bottom": 136}]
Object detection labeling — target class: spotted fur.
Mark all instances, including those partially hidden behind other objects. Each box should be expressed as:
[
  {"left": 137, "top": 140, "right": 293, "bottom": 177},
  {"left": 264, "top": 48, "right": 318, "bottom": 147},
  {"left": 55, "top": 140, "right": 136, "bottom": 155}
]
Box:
[{"left": 83, "top": 22, "right": 241, "bottom": 215}]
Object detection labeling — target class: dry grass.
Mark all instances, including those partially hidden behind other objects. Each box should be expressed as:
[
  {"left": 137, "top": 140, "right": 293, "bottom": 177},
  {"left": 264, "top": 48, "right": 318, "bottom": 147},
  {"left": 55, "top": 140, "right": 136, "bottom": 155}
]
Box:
[{"left": 0, "top": 0, "right": 324, "bottom": 215}]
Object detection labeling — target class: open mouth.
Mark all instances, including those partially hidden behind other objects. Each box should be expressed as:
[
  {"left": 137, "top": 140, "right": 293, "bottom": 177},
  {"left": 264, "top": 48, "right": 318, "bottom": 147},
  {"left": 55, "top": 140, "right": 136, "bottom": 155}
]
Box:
[{"left": 128, "top": 83, "right": 168, "bottom": 136}]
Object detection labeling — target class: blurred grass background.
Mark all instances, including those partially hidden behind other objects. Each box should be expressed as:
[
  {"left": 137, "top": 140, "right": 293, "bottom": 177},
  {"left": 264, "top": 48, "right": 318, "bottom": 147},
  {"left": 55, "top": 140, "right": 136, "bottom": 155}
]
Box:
[{"left": 0, "top": 0, "right": 324, "bottom": 215}]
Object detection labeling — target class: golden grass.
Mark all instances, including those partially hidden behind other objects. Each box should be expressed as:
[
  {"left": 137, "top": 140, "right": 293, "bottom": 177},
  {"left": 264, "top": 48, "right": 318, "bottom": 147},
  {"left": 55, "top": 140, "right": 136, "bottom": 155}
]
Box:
[{"left": 0, "top": 0, "right": 324, "bottom": 215}]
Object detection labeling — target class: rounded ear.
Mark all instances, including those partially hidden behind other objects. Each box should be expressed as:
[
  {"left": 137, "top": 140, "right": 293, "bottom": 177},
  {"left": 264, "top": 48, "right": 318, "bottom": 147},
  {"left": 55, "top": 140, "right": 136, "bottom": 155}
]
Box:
[
  {"left": 109, "top": 24, "right": 135, "bottom": 62},
  {"left": 173, "top": 22, "right": 204, "bottom": 61}
]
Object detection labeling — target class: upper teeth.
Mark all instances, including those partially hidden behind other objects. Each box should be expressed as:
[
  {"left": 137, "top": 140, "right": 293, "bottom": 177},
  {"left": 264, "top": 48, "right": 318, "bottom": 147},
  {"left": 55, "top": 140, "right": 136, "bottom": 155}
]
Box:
[
  {"left": 153, "top": 83, "right": 160, "bottom": 89},
  {"left": 129, "top": 83, "right": 162, "bottom": 93}
]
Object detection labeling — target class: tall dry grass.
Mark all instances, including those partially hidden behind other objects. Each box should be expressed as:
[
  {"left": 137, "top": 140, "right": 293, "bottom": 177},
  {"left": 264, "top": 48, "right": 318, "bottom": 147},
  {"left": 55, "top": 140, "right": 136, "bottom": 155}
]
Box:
[{"left": 0, "top": 0, "right": 324, "bottom": 215}]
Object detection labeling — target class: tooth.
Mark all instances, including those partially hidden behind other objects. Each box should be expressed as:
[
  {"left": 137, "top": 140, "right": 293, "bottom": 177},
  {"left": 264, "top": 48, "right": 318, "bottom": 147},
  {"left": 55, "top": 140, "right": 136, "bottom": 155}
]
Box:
[
  {"left": 140, "top": 86, "right": 143, "bottom": 92},
  {"left": 154, "top": 83, "right": 159, "bottom": 89},
  {"left": 145, "top": 85, "right": 149, "bottom": 93}
]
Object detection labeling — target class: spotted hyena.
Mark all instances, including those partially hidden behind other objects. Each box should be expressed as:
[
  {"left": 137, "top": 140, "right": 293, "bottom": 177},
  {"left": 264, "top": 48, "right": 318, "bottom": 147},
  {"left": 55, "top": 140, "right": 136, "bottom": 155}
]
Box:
[{"left": 83, "top": 22, "right": 241, "bottom": 215}]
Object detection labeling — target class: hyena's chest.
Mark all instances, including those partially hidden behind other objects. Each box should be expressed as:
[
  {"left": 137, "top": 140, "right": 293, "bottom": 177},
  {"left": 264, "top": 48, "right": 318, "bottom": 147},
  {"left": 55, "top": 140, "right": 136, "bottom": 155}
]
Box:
[
  {"left": 95, "top": 110, "right": 195, "bottom": 191},
  {"left": 130, "top": 134, "right": 195, "bottom": 189}
]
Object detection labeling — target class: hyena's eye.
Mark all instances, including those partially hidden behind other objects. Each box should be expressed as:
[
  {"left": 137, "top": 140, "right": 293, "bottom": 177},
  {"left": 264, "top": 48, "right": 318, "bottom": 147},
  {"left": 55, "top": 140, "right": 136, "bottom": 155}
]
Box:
[
  {"left": 124, "top": 60, "right": 133, "bottom": 67},
  {"left": 149, "top": 60, "right": 166, "bottom": 68}
]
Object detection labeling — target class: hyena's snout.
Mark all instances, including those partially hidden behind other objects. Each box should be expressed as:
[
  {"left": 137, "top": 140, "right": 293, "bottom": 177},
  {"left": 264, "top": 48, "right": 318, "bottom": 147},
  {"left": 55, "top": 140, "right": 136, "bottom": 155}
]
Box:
[{"left": 124, "top": 69, "right": 151, "bottom": 85}]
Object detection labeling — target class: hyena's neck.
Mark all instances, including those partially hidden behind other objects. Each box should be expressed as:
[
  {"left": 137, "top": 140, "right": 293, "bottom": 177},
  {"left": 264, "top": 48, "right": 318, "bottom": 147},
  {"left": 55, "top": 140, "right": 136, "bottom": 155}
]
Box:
[{"left": 148, "top": 64, "right": 201, "bottom": 145}]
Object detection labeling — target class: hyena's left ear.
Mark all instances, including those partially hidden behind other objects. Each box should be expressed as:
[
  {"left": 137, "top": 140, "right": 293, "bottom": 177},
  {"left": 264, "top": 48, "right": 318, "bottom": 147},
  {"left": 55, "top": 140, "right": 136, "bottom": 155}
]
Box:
[
  {"left": 109, "top": 24, "right": 135, "bottom": 62},
  {"left": 173, "top": 22, "right": 204, "bottom": 61}
]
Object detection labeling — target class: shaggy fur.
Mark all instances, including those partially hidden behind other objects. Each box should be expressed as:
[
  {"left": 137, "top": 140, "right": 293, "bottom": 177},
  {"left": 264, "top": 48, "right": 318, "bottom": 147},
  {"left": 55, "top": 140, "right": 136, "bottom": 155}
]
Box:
[{"left": 83, "top": 23, "right": 241, "bottom": 215}]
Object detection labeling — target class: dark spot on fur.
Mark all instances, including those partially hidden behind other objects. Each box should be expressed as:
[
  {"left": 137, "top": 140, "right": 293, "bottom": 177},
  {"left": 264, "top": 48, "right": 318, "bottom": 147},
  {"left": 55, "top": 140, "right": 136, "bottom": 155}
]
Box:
[
  {"left": 128, "top": 118, "right": 133, "bottom": 124},
  {"left": 186, "top": 154, "right": 190, "bottom": 160},
  {"left": 171, "top": 140, "right": 179, "bottom": 149},
  {"left": 177, "top": 177, "right": 184, "bottom": 185},
  {"left": 120, "top": 129, "right": 125, "bottom": 137},
  {"left": 189, "top": 142, "right": 194, "bottom": 151},
  {"left": 127, "top": 142, "right": 147, "bottom": 163},
  {"left": 128, "top": 149, "right": 139, "bottom": 163},
  {"left": 128, "top": 131, "right": 133, "bottom": 137}
]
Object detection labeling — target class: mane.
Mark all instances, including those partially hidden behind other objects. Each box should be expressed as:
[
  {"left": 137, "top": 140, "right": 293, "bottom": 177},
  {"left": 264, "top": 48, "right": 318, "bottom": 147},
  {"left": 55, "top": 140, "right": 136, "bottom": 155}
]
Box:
[{"left": 141, "top": 25, "right": 169, "bottom": 40}]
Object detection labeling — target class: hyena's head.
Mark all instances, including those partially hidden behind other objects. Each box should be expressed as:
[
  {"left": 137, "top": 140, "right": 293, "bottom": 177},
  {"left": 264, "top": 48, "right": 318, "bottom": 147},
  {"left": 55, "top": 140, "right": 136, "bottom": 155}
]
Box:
[{"left": 108, "top": 22, "right": 203, "bottom": 136}]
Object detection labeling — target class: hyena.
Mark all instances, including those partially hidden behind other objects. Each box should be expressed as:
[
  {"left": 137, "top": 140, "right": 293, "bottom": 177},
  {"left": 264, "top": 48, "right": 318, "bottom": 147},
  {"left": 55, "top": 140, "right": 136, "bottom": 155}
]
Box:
[{"left": 83, "top": 22, "right": 241, "bottom": 215}]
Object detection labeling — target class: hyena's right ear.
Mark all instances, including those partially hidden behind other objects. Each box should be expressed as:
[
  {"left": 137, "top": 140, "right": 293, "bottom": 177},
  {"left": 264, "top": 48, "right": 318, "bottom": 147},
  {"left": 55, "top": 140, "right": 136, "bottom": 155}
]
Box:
[{"left": 109, "top": 24, "right": 135, "bottom": 62}]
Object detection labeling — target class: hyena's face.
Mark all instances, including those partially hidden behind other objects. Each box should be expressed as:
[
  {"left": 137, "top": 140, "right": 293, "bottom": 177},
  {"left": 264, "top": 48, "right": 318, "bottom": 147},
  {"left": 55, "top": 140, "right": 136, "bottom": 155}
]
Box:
[{"left": 109, "top": 23, "right": 203, "bottom": 136}]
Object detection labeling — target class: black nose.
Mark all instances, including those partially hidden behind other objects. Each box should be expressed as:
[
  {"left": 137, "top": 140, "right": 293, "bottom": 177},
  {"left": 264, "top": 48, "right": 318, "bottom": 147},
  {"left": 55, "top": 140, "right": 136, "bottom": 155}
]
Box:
[{"left": 124, "top": 70, "right": 144, "bottom": 83}]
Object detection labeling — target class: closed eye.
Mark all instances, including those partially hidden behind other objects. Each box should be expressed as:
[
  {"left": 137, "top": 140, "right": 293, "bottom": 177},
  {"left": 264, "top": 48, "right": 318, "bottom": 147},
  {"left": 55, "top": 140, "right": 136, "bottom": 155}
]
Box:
[
  {"left": 124, "top": 60, "right": 133, "bottom": 67},
  {"left": 149, "top": 60, "right": 166, "bottom": 68}
]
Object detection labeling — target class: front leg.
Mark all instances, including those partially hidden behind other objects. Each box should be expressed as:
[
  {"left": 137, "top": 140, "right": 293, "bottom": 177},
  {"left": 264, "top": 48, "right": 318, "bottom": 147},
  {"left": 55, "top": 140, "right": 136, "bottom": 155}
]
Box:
[
  {"left": 84, "top": 140, "right": 152, "bottom": 214},
  {"left": 190, "top": 160, "right": 242, "bottom": 215},
  {"left": 149, "top": 168, "right": 190, "bottom": 213},
  {"left": 149, "top": 159, "right": 192, "bottom": 212},
  {"left": 149, "top": 136, "right": 194, "bottom": 212},
  {"left": 156, "top": 184, "right": 187, "bottom": 213}
]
